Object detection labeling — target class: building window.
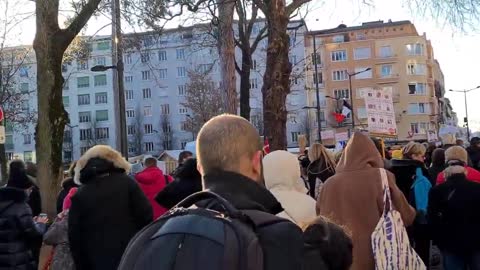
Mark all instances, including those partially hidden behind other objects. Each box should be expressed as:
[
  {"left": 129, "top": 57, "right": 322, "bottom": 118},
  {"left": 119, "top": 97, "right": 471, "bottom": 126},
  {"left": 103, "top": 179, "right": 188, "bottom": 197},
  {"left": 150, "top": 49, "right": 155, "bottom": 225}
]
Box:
[
  {"left": 408, "top": 83, "right": 427, "bottom": 95},
  {"left": 331, "top": 50, "right": 347, "bottom": 62},
  {"left": 63, "top": 96, "right": 69, "bottom": 107},
  {"left": 94, "top": 56, "right": 106, "bottom": 66},
  {"left": 407, "top": 63, "right": 427, "bottom": 75},
  {"left": 144, "top": 124, "right": 153, "bottom": 134},
  {"left": 406, "top": 43, "right": 424, "bottom": 56},
  {"left": 313, "top": 72, "right": 323, "bottom": 85},
  {"left": 176, "top": 49, "right": 185, "bottom": 60},
  {"left": 77, "top": 94, "right": 90, "bottom": 105},
  {"left": 142, "top": 70, "right": 151, "bottom": 80},
  {"left": 251, "top": 59, "right": 257, "bottom": 70},
  {"left": 94, "top": 74, "right": 107, "bottom": 86},
  {"left": 356, "top": 33, "right": 366, "bottom": 40},
  {"left": 19, "top": 83, "right": 29, "bottom": 93},
  {"left": 158, "top": 50, "right": 167, "bottom": 61},
  {"left": 125, "top": 76, "right": 133, "bottom": 83},
  {"left": 80, "top": 147, "right": 89, "bottom": 155},
  {"left": 23, "top": 134, "right": 31, "bottom": 144},
  {"left": 354, "top": 67, "right": 372, "bottom": 79},
  {"left": 77, "top": 76, "right": 90, "bottom": 88},
  {"left": 179, "top": 107, "right": 188, "bottom": 114},
  {"left": 145, "top": 142, "right": 155, "bottom": 152},
  {"left": 408, "top": 103, "right": 430, "bottom": 114},
  {"left": 96, "top": 110, "right": 109, "bottom": 121},
  {"left": 142, "top": 88, "right": 152, "bottom": 99},
  {"left": 162, "top": 123, "right": 171, "bottom": 133},
  {"left": 127, "top": 125, "right": 136, "bottom": 136},
  {"left": 332, "top": 35, "right": 344, "bottom": 43},
  {"left": 311, "top": 53, "right": 321, "bottom": 66},
  {"left": 24, "top": 151, "right": 33, "bottom": 162},
  {"left": 332, "top": 70, "right": 348, "bottom": 81},
  {"left": 180, "top": 121, "right": 189, "bottom": 131},
  {"left": 141, "top": 52, "right": 150, "bottom": 63},
  {"left": 19, "top": 66, "right": 29, "bottom": 77},
  {"left": 95, "top": 127, "right": 110, "bottom": 139},
  {"left": 380, "top": 46, "right": 393, "bottom": 58},
  {"left": 250, "top": 78, "right": 258, "bottom": 89},
  {"left": 97, "top": 41, "right": 110, "bottom": 50},
  {"left": 381, "top": 65, "right": 393, "bottom": 78},
  {"left": 144, "top": 106, "right": 152, "bottom": 116},
  {"left": 354, "top": 47, "right": 371, "bottom": 60},
  {"left": 161, "top": 104, "right": 170, "bottom": 115},
  {"left": 126, "top": 109, "right": 135, "bottom": 118},
  {"left": 291, "top": 132, "right": 299, "bottom": 142},
  {"left": 63, "top": 151, "right": 72, "bottom": 162},
  {"left": 77, "top": 60, "right": 88, "bottom": 70},
  {"left": 178, "top": 85, "right": 186, "bottom": 96},
  {"left": 177, "top": 67, "right": 186, "bottom": 77},
  {"left": 159, "top": 69, "right": 168, "bottom": 79},
  {"left": 125, "top": 54, "right": 132, "bottom": 64},
  {"left": 125, "top": 90, "right": 134, "bottom": 100},
  {"left": 410, "top": 123, "right": 428, "bottom": 134},
  {"left": 95, "top": 92, "right": 108, "bottom": 104},
  {"left": 334, "top": 89, "right": 350, "bottom": 99},
  {"left": 79, "top": 111, "right": 91, "bottom": 123},
  {"left": 79, "top": 129, "right": 93, "bottom": 141}
]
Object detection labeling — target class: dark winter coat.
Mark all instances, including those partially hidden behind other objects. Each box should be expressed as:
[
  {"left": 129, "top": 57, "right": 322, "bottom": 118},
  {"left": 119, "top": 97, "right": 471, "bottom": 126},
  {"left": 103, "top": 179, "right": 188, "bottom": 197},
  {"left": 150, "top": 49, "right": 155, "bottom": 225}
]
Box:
[
  {"left": 0, "top": 187, "right": 47, "bottom": 270},
  {"left": 68, "top": 145, "right": 153, "bottom": 270},
  {"left": 389, "top": 159, "right": 431, "bottom": 205},
  {"left": 307, "top": 159, "right": 335, "bottom": 198},
  {"left": 428, "top": 173, "right": 480, "bottom": 254},
  {"left": 200, "top": 170, "right": 304, "bottom": 270},
  {"left": 56, "top": 178, "right": 78, "bottom": 214},
  {"left": 467, "top": 146, "right": 480, "bottom": 171},
  {"left": 135, "top": 166, "right": 169, "bottom": 219},
  {"left": 44, "top": 214, "right": 75, "bottom": 270},
  {"left": 155, "top": 158, "right": 202, "bottom": 209}
]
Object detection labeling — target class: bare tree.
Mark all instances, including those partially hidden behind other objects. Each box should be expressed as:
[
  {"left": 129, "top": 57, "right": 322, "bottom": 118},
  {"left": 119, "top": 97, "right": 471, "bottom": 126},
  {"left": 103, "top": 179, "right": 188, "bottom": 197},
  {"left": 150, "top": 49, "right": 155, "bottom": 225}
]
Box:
[
  {"left": 182, "top": 69, "right": 224, "bottom": 134},
  {"left": 297, "top": 111, "right": 311, "bottom": 146},
  {"left": 250, "top": 109, "right": 264, "bottom": 136},
  {"left": 34, "top": 0, "right": 104, "bottom": 215}
]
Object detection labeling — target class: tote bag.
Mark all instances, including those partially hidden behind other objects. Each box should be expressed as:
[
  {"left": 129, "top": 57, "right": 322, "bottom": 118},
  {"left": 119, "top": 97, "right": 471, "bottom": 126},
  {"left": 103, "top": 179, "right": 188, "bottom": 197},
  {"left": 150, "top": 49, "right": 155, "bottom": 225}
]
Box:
[{"left": 371, "top": 168, "right": 426, "bottom": 270}]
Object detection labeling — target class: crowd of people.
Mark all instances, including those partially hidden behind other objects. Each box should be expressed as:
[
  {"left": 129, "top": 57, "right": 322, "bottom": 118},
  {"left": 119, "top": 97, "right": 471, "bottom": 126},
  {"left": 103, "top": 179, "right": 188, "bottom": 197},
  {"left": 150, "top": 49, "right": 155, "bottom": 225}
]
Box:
[{"left": 1, "top": 114, "right": 480, "bottom": 270}]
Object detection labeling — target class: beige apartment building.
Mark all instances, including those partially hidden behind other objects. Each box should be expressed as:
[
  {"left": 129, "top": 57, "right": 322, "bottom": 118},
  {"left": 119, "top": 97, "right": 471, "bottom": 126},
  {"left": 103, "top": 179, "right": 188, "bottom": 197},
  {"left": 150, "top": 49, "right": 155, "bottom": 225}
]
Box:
[{"left": 304, "top": 20, "right": 449, "bottom": 143}]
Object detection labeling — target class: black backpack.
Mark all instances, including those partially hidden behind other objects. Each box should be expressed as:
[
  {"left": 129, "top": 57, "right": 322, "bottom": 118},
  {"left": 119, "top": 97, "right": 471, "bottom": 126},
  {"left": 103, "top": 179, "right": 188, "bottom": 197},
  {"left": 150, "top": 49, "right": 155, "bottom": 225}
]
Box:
[{"left": 118, "top": 191, "right": 286, "bottom": 270}]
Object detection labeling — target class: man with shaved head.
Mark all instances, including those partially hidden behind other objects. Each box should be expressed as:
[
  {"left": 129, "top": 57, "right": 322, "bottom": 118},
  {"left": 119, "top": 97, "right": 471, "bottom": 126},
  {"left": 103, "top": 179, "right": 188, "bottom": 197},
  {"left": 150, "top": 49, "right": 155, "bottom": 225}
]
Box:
[{"left": 196, "top": 114, "right": 304, "bottom": 270}]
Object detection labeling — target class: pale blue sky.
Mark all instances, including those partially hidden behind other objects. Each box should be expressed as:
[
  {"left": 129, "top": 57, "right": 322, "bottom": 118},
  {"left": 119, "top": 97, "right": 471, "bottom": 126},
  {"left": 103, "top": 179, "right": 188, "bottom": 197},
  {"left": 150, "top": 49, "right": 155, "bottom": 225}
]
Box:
[{"left": 8, "top": 0, "right": 480, "bottom": 132}]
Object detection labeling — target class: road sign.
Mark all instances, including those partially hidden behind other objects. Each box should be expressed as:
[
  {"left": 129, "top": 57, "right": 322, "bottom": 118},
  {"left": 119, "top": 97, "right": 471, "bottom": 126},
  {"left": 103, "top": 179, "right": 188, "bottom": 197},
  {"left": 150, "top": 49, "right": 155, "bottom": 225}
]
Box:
[
  {"left": 0, "top": 126, "right": 5, "bottom": 144},
  {"left": 0, "top": 107, "right": 3, "bottom": 122}
]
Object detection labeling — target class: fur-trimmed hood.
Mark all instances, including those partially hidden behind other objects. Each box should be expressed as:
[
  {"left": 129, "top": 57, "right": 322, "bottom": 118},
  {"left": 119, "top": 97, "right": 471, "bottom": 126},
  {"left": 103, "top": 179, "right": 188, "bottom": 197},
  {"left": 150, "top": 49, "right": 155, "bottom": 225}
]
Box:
[{"left": 74, "top": 145, "right": 131, "bottom": 185}]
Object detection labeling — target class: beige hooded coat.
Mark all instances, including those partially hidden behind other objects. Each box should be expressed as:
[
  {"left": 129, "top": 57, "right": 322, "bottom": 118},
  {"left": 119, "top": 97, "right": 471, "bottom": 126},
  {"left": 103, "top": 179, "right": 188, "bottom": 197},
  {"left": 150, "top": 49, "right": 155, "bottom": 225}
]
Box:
[
  {"left": 263, "top": 150, "right": 317, "bottom": 226},
  {"left": 317, "top": 132, "right": 416, "bottom": 270}
]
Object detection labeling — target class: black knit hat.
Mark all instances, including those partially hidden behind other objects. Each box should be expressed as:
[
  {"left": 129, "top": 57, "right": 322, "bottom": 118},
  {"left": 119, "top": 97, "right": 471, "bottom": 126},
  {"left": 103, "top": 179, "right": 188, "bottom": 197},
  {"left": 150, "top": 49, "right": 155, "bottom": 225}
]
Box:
[{"left": 7, "top": 160, "right": 34, "bottom": 190}]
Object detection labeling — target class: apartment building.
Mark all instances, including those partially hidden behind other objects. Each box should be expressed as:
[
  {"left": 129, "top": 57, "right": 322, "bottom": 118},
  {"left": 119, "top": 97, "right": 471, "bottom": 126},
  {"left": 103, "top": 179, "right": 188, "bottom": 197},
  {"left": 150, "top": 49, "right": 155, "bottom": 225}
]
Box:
[
  {"left": 4, "top": 20, "right": 308, "bottom": 162},
  {"left": 305, "top": 20, "right": 452, "bottom": 142}
]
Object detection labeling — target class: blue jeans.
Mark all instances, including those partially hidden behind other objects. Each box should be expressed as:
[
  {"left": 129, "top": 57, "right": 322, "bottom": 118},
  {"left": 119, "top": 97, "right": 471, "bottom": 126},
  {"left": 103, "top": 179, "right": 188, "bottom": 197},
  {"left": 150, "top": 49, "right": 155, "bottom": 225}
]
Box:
[{"left": 443, "top": 251, "right": 480, "bottom": 270}]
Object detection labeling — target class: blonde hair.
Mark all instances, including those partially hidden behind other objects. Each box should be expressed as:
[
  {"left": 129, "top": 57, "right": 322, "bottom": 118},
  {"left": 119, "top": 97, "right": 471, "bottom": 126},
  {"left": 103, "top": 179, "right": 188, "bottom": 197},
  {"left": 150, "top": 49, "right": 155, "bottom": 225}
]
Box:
[
  {"left": 402, "top": 142, "right": 426, "bottom": 159},
  {"left": 196, "top": 114, "right": 262, "bottom": 175},
  {"left": 308, "top": 143, "right": 336, "bottom": 172}
]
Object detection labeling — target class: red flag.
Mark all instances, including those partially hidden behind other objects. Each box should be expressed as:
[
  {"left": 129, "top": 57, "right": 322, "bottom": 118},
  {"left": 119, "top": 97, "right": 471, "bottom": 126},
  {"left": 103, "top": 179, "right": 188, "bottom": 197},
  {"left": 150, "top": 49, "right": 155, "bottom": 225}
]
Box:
[
  {"left": 263, "top": 137, "right": 270, "bottom": 154},
  {"left": 333, "top": 112, "right": 346, "bottom": 123},
  {"left": 0, "top": 107, "right": 3, "bottom": 122}
]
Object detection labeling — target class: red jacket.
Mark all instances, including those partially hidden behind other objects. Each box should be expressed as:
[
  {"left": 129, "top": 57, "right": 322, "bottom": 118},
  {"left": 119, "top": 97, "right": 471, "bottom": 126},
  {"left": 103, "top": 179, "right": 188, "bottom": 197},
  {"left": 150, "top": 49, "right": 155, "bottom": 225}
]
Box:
[
  {"left": 135, "top": 167, "right": 170, "bottom": 219},
  {"left": 436, "top": 166, "right": 480, "bottom": 185}
]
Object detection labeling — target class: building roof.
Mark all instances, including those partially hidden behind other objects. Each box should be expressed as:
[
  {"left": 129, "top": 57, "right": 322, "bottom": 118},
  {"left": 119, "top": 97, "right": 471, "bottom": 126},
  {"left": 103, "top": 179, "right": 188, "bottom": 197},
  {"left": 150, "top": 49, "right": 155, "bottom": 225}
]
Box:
[
  {"left": 158, "top": 150, "right": 184, "bottom": 161},
  {"left": 308, "top": 20, "right": 413, "bottom": 36}
]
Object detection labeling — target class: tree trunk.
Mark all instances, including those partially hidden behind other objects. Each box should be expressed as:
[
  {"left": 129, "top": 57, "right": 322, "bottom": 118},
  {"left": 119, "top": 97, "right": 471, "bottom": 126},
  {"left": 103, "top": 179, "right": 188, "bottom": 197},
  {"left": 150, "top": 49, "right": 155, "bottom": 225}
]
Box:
[
  {"left": 33, "top": 1, "right": 69, "bottom": 217},
  {"left": 0, "top": 144, "right": 7, "bottom": 184},
  {"left": 262, "top": 5, "right": 291, "bottom": 151},
  {"left": 216, "top": 0, "right": 237, "bottom": 114},
  {"left": 239, "top": 52, "right": 252, "bottom": 120}
]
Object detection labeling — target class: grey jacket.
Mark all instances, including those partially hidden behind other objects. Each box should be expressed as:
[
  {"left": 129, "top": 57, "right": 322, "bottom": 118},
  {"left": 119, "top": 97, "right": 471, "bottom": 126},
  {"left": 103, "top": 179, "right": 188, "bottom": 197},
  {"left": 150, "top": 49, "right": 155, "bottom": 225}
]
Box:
[{"left": 44, "top": 214, "right": 75, "bottom": 270}]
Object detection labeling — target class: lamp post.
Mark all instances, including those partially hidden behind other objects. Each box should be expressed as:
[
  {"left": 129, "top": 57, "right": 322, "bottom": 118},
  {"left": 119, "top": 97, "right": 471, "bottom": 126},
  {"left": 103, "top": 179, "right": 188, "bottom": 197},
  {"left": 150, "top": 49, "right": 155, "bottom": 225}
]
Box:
[
  {"left": 312, "top": 35, "right": 322, "bottom": 142},
  {"left": 347, "top": 68, "right": 371, "bottom": 134},
  {"left": 449, "top": 85, "right": 480, "bottom": 142}
]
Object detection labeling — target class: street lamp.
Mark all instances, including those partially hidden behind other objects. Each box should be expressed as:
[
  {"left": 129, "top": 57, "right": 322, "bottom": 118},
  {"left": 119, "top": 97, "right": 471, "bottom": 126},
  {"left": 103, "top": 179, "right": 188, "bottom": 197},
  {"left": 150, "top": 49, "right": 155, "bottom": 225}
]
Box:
[
  {"left": 347, "top": 67, "right": 371, "bottom": 135},
  {"left": 449, "top": 85, "right": 480, "bottom": 142},
  {"left": 312, "top": 34, "right": 323, "bottom": 143}
]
